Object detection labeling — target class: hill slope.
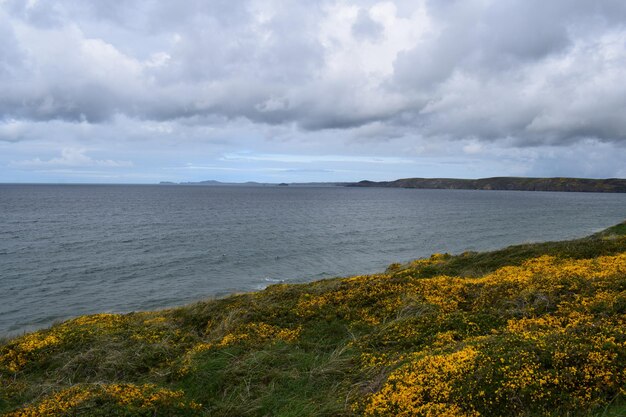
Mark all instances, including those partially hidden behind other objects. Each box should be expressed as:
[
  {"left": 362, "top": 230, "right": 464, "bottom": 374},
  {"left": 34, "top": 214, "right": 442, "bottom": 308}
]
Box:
[
  {"left": 349, "top": 177, "right": 626, "bottom": 193},
  {"left": 2, "top": 222, "right": 626, "bottom": 416}
]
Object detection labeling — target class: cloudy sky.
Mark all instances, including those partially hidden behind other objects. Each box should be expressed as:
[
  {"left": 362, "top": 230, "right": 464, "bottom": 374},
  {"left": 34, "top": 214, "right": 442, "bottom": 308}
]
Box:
[{"left": 1, "top": 0, "right": 625, "bottom": 183}]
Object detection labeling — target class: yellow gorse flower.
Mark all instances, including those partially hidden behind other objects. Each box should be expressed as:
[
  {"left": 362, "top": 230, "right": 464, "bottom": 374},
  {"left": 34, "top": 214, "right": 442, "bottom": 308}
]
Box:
[
  {"left": 4, "top": 383, "right": 201, "bottom": 416},
  {"left": 355, "top": 253, "right": 626, "bottom": 416}
]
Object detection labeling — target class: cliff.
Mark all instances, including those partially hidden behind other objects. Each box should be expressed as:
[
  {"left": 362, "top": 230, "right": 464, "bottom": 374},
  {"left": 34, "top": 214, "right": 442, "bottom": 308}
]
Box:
[{"left": 349, "top": 176, "right": 626, "bottom": 192}]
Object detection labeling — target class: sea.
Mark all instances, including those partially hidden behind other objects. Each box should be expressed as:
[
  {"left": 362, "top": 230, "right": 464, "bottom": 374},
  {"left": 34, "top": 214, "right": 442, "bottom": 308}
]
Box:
[{"left": 1, "top": 184, "right": 625, "bottom": 337}]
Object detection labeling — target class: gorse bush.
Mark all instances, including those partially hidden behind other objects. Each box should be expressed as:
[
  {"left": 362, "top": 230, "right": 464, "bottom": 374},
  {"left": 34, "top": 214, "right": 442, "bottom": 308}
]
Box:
[
  {"left": 358, "top": 255, "right": 626, "bottom": 416},
  {"left": 3, "top": 383, "right": 202, "bottom": 417},
  {"left": 1, "top": 223, "right": 626, "bottom": 416}
]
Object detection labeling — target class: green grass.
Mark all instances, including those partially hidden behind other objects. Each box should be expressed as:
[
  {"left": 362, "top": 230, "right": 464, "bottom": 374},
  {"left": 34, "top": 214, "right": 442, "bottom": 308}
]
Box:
[
  {"left": 387, "top": 221, "right": 626, "bottom": 279},
  {"left": 1, "top": 221, "right": 625, "bottom": 417},
  {"left": 597, "top": 222, "right": 626, "bottom": 238},
  {"left": 177, "top": 344, "right": 353, "bottom": 416}
]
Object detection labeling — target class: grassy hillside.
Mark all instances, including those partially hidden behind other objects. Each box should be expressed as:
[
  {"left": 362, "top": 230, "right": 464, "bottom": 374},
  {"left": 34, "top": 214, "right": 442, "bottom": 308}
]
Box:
[
  {"left": 350, "top": 177, "right": 626, "bottom": 193},
  {"left": 2, "top": 222, "right": 626, "bottom": 416}
]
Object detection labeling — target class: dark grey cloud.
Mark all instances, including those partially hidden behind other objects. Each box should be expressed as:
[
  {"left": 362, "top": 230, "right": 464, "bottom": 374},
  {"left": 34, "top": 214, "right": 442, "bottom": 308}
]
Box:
[
  {"left": 390, "top": 0, "right": 626, "bottom": 145},
  {"left": 394, "top": 0, "right": 626, "bottom": 87}
]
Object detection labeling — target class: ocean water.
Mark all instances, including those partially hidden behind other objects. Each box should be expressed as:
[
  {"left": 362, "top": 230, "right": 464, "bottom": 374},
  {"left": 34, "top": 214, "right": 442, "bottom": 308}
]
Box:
[{"left": 1, "top": 184, "right": 625, "bottom": 336}]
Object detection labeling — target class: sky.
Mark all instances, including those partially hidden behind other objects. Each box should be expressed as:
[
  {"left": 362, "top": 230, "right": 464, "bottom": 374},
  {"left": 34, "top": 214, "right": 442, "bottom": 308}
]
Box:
[{"left": 1, "top": 0, "right": 625, "bottom": 183}]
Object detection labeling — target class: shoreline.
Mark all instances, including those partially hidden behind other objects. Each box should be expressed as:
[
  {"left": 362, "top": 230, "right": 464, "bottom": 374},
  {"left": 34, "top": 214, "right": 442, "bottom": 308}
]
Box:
[{"left": 2, "top": 221, "right": 626, "bottom": 416}]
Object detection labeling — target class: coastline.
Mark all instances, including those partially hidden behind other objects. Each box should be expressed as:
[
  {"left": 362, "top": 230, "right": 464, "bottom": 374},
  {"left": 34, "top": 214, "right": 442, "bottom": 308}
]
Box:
[
  {"left": 2, "top": 221, "right": 626, "bottom": 416},
  {"left": 349, "top": 176, "right": 626, "bottom": 193}
]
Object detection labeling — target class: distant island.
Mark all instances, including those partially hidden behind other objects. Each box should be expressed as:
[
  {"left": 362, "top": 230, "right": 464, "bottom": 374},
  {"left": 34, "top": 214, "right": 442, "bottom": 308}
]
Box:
[
  {"left": 159, "top": 180, "right": 347, "bottom": 187},
  {"left": 161, "top": 180, "right": 268, "bottom": 186},
  {"left": 349, "top": 176, "right": 626, "bottom": 193}
]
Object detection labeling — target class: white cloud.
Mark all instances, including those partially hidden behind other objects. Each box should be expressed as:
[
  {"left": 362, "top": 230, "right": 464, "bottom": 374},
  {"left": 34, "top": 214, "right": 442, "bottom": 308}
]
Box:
[
  {"left": 11, "top": 148, "right": 133, "bottom": 168},
  {"left": 221, "top": 153, "right": 414, "bottom": 164},
  {"left": 0, "top": 119, "right": 28, "bottom": 142}
]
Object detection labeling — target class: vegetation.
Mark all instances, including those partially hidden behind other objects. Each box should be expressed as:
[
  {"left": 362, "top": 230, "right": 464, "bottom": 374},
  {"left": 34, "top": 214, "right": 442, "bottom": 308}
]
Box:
[
  {"left": 2, "top": 221, "right": 626, "bottom": 416},
  {"left": 350, "top": 177, "right": 626, "bottom": 193}
]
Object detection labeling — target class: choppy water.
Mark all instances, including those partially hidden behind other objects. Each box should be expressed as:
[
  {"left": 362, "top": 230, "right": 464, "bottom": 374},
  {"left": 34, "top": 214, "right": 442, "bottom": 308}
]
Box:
[{"left": 1, "top": 184, "right": 625, "bottom": 336}]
